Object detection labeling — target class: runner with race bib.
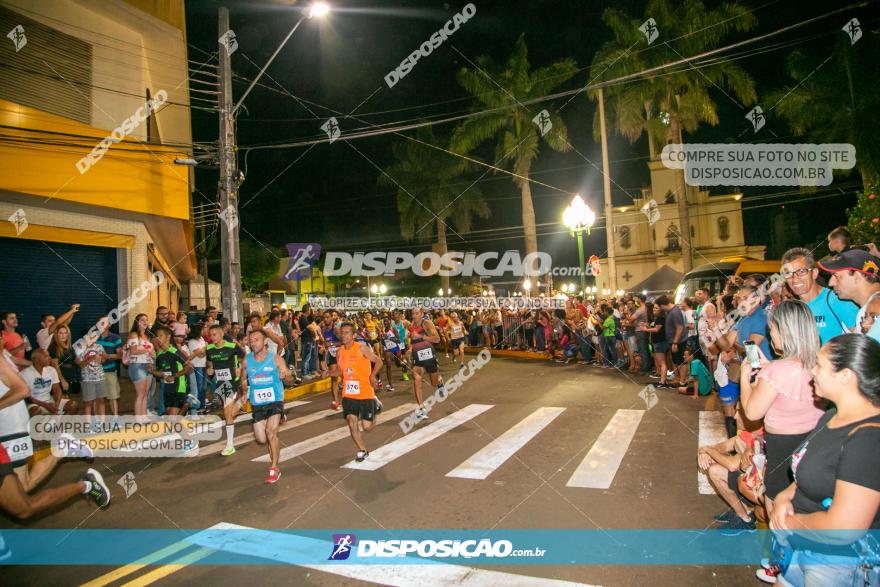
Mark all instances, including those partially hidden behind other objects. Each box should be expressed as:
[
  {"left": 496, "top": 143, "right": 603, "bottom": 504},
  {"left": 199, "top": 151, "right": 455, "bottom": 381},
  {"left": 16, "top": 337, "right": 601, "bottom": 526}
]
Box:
[
  {"left": 448, "top": 311, "right": 468, "bottom": 371},
  {"left": 242, "top": 329, "right": 294, "bottom": 484},
  {"left": 408, "top": 308, "right": 444, "bottom": 423},
  {"left": 331, "top": 322, "right": 383, "bottom": 462},
  {"left": 320, "top": 311, "right": 342, "bottom": 411},
  {"left": 206, "top": 324, "right": 246, "bottom": 456}
]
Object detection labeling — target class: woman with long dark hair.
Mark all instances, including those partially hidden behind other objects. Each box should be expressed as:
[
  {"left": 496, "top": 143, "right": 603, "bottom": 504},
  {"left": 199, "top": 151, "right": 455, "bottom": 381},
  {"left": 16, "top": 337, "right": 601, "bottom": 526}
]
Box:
[
  {"left": 769, "top": 333, "right": 880, "bottom": 586},
  {"left": 48, "top": 324, "right": 78, "bottom": 399},
  {"left": 126, "top": 313, "right": 156, "bottom": 417}
]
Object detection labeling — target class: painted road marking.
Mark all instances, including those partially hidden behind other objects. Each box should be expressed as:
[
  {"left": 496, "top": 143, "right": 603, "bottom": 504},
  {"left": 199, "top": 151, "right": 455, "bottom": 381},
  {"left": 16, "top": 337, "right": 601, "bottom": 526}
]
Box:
[
  {"left": 698, "top": 410, "right": 727, "bottom": 494},
  {"left": 78, "top": 541, "right": 193, "bottom": 587},
  {"left": 112, "top": 400, "right": 314, "bottom": 456},
  {"left": 117, "top": 547, "right": 214, "bottom": 587},
  {"left": 201, "top": 407, "right": 338, "bottom": 456},
  {"left": 252, "top": 403, "right": 418, "bottom": 463},
  {"left": 342, "top": 404, "right": 495, "bottom": 471},
  {"left": 566, "top": 409, "right": 644, "bottom": 489},
  {"left": 447, "top": 407, "right": 565, "bottom": 480},
  {"left": 189, "top": 523, "right": 597, "bottom": 586},
  {"left": 232, "top": 400, "right": 310, "bottom": 425}
]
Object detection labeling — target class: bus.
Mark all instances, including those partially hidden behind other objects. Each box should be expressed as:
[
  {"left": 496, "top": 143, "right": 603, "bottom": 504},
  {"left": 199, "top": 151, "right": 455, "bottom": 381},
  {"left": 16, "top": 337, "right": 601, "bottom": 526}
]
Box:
[{"left": 674, "top": 256, "right": 780, "bottom": 303}]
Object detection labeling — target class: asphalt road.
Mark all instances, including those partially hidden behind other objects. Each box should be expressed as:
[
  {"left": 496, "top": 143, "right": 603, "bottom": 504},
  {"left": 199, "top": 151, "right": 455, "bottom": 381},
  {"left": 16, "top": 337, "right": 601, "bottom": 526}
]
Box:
[{"left": 2, "top": 355, "right": 758, "bottom": 586}]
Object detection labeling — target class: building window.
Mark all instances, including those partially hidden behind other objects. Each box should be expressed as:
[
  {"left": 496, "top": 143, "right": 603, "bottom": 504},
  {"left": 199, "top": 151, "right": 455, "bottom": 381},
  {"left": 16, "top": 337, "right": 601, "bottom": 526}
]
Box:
[
  {"left": 664, "top": 190, "right": 676, "bottom": 204},
  {"left": 691, "top": 225, "right": 695, "bottom": 238},
  {"left": 0, "top": 5, "right": 93, "bottom": 124},
  {"left": 620, "top": 226, "right": 631, "bottom": 249},
  {"left": 718, "top": 216, "right": 730, "bottom": 241},
  {"left": 666, "top": 224, "right": 681, "bottom": 252}
]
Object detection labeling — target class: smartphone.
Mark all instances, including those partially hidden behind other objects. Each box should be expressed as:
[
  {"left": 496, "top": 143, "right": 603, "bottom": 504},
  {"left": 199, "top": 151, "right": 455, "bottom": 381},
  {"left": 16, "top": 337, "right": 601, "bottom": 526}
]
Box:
[{"left": 744, "top": 341, "right": 761, "bottom": 369}]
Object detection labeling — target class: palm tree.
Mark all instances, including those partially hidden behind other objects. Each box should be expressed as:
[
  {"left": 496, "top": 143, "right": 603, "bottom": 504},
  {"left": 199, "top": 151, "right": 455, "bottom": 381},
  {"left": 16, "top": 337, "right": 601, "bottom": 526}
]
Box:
[
  {"left": 768, "top": 31, "right": 880, "bottom": 188},
  {"left": 590, "top": 0, "right": 758, "bottom": 272},
  {"left": 379, "top": 128, "right": 489, "bottom": 293},
  {"left": 451, "top": 33, "right": 578, "bottom": 261}
]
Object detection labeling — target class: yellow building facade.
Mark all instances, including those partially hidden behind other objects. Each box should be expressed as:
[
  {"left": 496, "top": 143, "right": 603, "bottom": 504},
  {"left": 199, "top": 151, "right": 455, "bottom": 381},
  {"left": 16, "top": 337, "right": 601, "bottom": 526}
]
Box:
[
  {"left": 597, "top": 161, "right": 766, "bottom": 293},
  {"left": 0, "top": 0, "right": 194, "bottom": 338}
]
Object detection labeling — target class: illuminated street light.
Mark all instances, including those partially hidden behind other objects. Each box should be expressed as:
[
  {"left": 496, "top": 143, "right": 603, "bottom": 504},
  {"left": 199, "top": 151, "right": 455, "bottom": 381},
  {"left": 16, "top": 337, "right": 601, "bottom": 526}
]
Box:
[
  {"left": 370, "top": 284, "right": 378, "bottom": 294},
  {"left": 438, "top": 288, "right": 444, "bottom": 296},
  {"left": 308, "top": 2, "right": 330, "bottom": 19},
  {"left": 379, "top": 284, "right": 387, "bottom": 295},
  {"left": 562, "top": 194, "right": 596, "bottom": 293}
]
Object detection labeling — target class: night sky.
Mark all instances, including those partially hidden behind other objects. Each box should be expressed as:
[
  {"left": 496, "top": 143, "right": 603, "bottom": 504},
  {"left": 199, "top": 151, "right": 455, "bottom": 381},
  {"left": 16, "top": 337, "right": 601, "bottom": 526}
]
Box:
[{"left": 184, "top": 0, "right": 863, "bottom": 279}]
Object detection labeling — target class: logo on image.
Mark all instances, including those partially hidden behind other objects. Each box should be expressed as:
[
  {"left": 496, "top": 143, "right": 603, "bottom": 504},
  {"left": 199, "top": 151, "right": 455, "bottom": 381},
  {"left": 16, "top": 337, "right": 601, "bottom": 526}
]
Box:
[
  {"left": 284, "top": 243, "right": 321, "bottom": 280},
  {"left": 329, "top": 533, "right": 356, "bottom": 560}
]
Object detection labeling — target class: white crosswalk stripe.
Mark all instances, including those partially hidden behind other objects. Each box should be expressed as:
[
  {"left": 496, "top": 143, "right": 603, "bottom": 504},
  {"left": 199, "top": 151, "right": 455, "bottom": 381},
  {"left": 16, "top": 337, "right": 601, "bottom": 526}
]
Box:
[
  {"left": 113, "top": 400, "right": 313, "bottom": 456},
  {"left": 342, "top": 404, "right": 495, "bottom": 471},
  {"left": 200, "top": 404, "right": 334, "bottom": 457},
  {"left": 190, "top": 523, "right": 598, "bottom": 586},
  {"left": 252, "top": 403, "right": 417, "bottom": 463},
  {"left": 447, "top": 407, "right": 565, "bottom": 480},
  {"left": 566, "top": 409, "right": 644, "bottom": 489},
  {"left": 698, "top": 411, "right": 727, "bottom": 494}
]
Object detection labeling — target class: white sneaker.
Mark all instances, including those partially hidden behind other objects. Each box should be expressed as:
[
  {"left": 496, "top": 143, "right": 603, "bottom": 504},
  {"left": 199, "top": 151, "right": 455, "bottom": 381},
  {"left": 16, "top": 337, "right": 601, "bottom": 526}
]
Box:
[
  {"left": 666, "top": 370, "right": 675, "bottom": 379},
  {"left": 374, "top": 398, "right": 383, "bottom": 413},
  {"left": 415, "top": 408, "right": 428, "bottom": 421}
]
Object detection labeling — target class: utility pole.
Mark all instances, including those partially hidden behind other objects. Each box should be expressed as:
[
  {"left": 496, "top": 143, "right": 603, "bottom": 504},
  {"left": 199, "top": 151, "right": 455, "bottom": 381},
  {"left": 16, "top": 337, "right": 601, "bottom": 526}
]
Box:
[
  {"left": 218, "top": 7, "right": 243, "bottom": 323},
  {"left": 598, "top": 88, "right": 618, "bottom": 292}
]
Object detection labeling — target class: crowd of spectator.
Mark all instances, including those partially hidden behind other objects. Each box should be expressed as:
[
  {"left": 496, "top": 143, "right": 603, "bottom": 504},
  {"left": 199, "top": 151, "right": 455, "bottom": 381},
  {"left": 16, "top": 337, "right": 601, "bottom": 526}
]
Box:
[{"left": 1, "top": 226, "right": 879, "bottom": 584}]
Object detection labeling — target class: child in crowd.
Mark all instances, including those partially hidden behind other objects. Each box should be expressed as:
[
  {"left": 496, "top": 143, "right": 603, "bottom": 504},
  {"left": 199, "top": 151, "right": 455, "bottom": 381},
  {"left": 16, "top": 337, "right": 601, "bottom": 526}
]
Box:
[
  {"left": 678, "top": 346, "right": 712, "bottom": 399},
  {"left": 172, "top": 312, "right": 189, "bottom": 339},
  {"left": 75, "top": 330, "right": 108, "bottom": 423},
  {"left": 715, "top": 349, "right": 741, "bottom": 438}
]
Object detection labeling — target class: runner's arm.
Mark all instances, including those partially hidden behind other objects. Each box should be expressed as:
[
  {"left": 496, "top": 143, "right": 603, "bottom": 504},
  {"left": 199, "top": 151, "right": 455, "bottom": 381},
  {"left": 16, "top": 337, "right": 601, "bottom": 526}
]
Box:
[
  {"left": 0, "top": 355, "right": 29, "bottom": 410},
  {"left": 421, "top": 321, "right": 441, "bottom": 344},
  {"left": 239, "top": 356, "right": 249, "bottom": 396},
  {"left": 274, "top": 353, "right": 295, "bottom": 387}
]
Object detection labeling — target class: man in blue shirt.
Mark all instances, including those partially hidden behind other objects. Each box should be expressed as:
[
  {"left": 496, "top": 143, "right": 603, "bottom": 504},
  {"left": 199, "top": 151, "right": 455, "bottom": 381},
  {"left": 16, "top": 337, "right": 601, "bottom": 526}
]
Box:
[
  {"left": 718, "top": 283, "right": 773, "bottom": 360},
  {"left": 96, "top": 317, "right": 123, "bottom": 419},
  {"left": 782, "top": 247, "right": 859, "bottom": 342}
]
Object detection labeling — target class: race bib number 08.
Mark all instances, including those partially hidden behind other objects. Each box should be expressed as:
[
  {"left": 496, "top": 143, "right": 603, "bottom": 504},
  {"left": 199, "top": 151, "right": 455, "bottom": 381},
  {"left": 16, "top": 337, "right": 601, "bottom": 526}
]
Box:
[
  {"left": 2, "top": 435, "right": 34, "bottom": 461},
  {"left": 252, "top": 387, "right": 275, "bottom": 404},
  {"left": 416, "top": 347, "right": 435, "bottom": 362},
  {"left": 344, "top": 380, "right": 361, "bottom": 396}
]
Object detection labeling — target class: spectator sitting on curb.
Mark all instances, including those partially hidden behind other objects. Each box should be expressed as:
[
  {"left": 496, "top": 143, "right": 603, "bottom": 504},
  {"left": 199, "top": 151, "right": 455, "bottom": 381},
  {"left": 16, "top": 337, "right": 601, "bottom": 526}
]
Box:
[
  {"left": 678, "top": 346, "right": 713, "bottom": 399},
  {"left": 698, "top": 416, "right": 765, "bottom": 532}
]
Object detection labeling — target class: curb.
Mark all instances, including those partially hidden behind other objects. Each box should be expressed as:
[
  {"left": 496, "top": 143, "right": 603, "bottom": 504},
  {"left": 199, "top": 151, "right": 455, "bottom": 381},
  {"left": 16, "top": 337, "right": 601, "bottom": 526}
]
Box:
[
  {"left": 463, "top": 346, "right": 549, "bottom": 360},
  {"left": 30, "top": 378, "right": 332, "bottom": 465}
]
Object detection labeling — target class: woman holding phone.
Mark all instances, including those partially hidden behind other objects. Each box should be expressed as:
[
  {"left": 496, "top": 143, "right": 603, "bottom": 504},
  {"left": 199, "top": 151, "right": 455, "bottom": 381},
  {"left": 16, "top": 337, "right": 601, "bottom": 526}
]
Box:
[{"left": 739, "top": 300, "right": 825, "bottom": 527}]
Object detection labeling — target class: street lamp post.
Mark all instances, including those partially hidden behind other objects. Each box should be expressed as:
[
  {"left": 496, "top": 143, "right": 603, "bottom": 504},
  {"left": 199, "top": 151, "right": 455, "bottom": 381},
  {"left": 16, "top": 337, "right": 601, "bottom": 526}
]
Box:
[
  {"left": 217, "top": 3, "right": 329, "bottom": 322},
  {"left": 563, "top": 194, "right": 596, "bottom": 296}
]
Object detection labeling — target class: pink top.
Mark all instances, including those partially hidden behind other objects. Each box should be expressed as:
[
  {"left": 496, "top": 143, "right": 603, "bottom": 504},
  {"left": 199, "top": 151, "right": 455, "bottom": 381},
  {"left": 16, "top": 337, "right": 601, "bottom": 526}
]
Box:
[{"left": 757, "top": 358, "right": 824, "bottom": 434}]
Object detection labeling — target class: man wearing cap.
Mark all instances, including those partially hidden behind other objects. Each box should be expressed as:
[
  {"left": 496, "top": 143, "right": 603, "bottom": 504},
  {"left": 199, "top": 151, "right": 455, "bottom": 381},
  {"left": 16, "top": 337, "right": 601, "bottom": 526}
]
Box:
[
  {"left": 781, "top": 247, "right": 859, "bottom": 342},
  {"left": 818, "top": 248, "right": 880, "bottom": 331}
]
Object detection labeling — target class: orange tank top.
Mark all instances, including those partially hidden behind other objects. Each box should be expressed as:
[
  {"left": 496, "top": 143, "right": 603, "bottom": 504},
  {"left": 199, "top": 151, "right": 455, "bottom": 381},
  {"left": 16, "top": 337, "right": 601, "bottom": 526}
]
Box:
[{"left": 337, "top": 342, "right": 375, "bottom": 400}]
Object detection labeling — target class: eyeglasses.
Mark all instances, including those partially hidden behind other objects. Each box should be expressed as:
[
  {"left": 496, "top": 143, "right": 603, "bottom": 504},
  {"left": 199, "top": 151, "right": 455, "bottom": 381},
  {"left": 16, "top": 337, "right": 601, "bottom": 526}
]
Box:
[{"left": 782, "top": 267, "right": 811, "bottom": 280}]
